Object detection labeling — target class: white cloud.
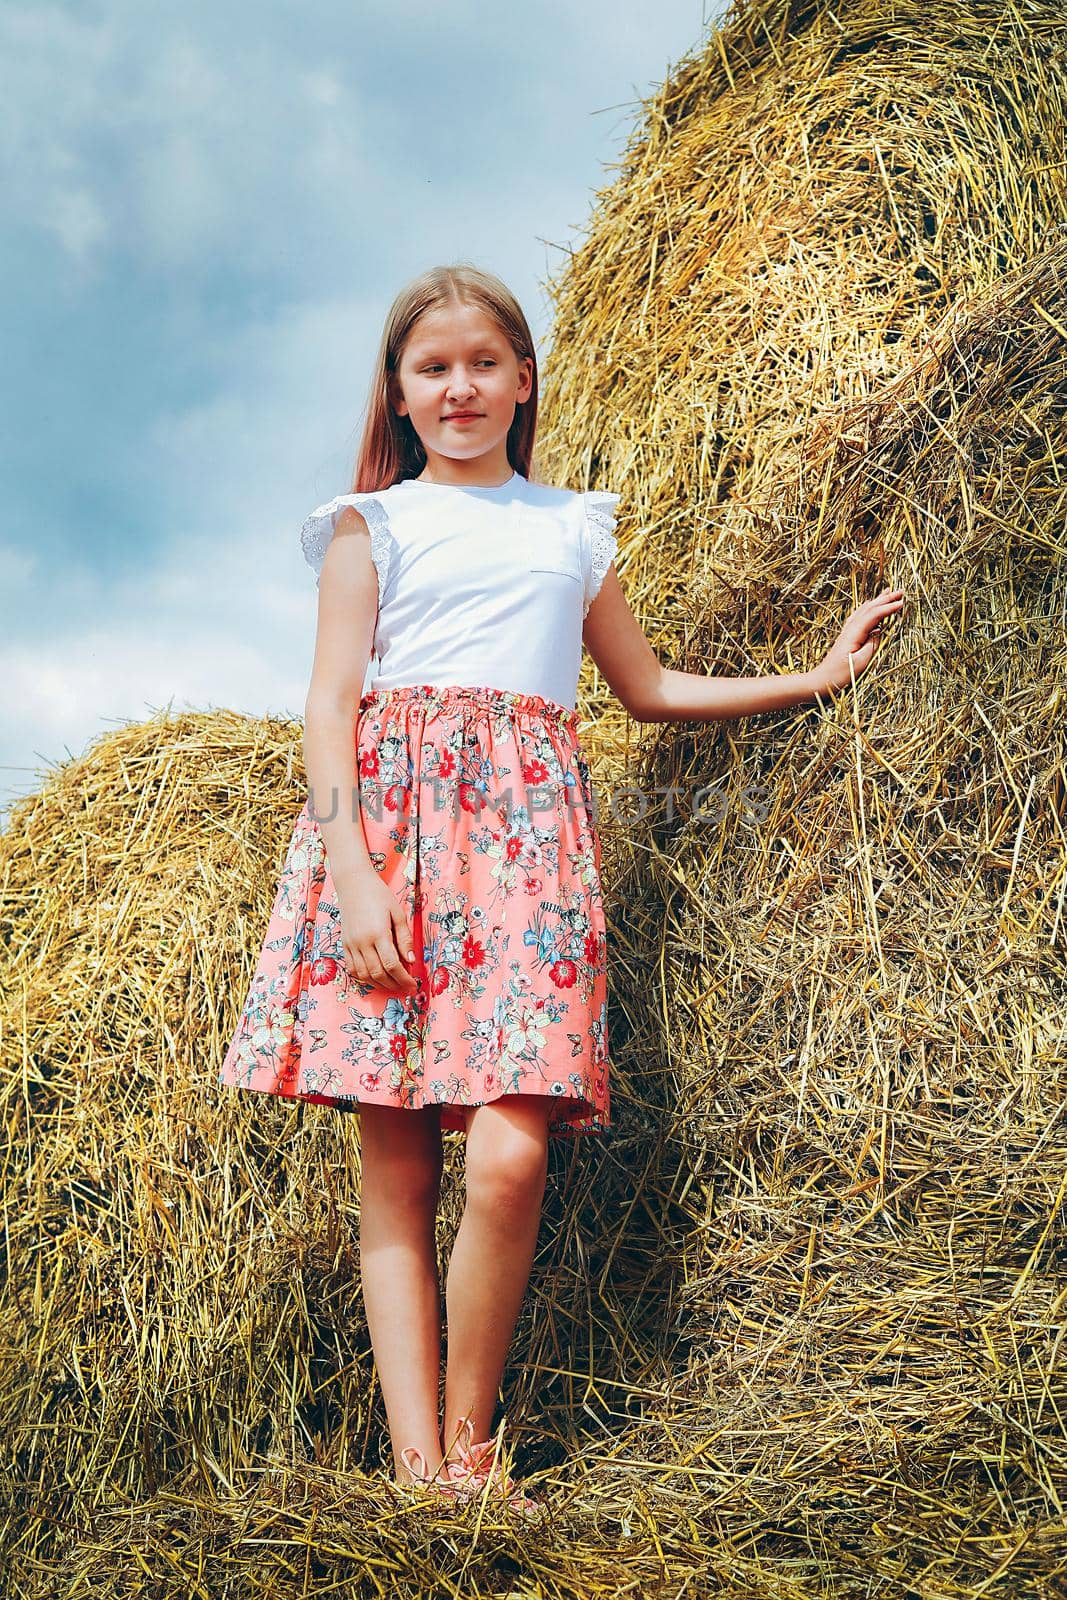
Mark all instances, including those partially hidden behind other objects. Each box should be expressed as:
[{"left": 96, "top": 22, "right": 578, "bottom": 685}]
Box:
[{"left": 0, "top": 553, "right": 318, "bottom": 826}]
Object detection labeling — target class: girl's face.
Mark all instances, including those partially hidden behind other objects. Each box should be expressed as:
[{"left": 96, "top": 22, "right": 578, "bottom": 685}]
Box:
[{"left": 391, "top": 302, "right": 532, "bottom": 476}]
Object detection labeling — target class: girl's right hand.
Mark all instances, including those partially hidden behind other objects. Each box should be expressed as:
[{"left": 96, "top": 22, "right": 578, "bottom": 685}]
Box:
[{"left": 336, "top": 873, "right": 419, "bottom": 995}]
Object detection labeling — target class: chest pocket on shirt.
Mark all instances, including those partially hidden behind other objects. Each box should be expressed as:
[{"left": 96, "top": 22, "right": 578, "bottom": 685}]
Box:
[{"left": 522, "top": 520, "right": 582, "bottom": 582}]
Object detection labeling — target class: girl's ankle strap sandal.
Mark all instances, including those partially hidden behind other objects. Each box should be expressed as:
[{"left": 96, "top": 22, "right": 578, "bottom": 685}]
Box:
[
  {"left": 442, "top": 1416, "right": 546, "bottom": 1519},
  {"left": 398, "top": 1444, "right": 461, "bottom": 1502}
]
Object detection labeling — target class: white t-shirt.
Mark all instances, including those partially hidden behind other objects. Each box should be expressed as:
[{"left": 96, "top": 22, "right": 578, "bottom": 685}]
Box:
[{"left": 299, "top": 470, "right": 620, "bottom": 711}]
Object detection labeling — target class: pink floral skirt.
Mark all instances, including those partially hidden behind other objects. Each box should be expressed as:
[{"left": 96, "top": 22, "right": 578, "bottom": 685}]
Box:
[{"left": 218, "top": 682, "right": 610, "bottom": 1137}]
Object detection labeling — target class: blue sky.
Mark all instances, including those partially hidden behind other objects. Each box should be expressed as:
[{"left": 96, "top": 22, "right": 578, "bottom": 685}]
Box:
[{"left": 1, "top": 1, "right": 722, "bottom": 826}]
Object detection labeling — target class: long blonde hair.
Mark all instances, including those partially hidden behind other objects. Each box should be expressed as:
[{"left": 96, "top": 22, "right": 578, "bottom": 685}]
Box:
[{"left": 350, "top": 263, "right": 539, "bottom": 493}]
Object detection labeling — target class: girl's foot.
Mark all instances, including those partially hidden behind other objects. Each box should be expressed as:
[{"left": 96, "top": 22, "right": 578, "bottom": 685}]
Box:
[
  {"left": 394, "top": 1444, "right": 461, "bottom": 1503},
  {"left": 441, "top": 1416, "right": 546, "bottom": 1520}
]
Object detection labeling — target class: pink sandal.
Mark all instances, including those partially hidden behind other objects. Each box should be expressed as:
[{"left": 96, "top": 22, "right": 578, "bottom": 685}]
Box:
[
  {"left": 442, "top": 1417, "right": 546, "bottom": 1520},
  {"left": 396, "top": 1444, "right": 462, "bottom": 1503}
]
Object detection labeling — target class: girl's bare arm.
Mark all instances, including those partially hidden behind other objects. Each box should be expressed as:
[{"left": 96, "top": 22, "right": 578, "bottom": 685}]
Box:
[
  {"left": 582, "top": 567, "right": 905, "bottom": 723},
  {"left": 302, "top": 508, "right": 381, "bottom": 886},
  {"left": 302, "top": 511, "right": 417, "bottom": 995}
]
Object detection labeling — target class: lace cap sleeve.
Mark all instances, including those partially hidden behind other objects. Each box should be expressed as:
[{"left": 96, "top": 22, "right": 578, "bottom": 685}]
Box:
[
  {"left": 580, "top": 489, "right": 621, "bottom": 618},
  {"left": 299, "top": 491, "right": 398, "bottom": 605}
]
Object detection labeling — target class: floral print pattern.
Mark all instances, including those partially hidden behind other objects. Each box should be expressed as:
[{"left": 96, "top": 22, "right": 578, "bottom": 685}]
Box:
[{"left": 218, "top": 683, "right": 610, "bottom": 1137}]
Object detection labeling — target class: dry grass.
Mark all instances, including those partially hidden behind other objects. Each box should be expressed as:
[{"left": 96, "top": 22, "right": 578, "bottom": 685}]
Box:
[
  {"left": 3, "top": 0, "right": 1067, "bottom": 1594},
  {"left": 540, "top": 0, "right": 1067, "bottom": 780}
]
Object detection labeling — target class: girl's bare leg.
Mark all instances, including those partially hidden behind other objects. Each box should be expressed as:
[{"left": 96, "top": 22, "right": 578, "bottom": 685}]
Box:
[
  {"left": 441, "top": 1094, "right": 554, "bottom": 1456},
  {"left": 358, "top": 1103, "right": 446, "bottom": 1483}
]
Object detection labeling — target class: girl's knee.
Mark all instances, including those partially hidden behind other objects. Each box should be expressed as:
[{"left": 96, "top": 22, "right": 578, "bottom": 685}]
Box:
[
  {"left": 363, "top": 1152, "right": 442, "bottom": 1214},
  {"left": 464, "top": 1106, "right": 550, "bottom": 1213}
]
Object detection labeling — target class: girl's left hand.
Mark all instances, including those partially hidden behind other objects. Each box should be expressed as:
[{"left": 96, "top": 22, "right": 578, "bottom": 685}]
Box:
[{"left": 813, "top": 588, "right": 905, "bottom": 694}]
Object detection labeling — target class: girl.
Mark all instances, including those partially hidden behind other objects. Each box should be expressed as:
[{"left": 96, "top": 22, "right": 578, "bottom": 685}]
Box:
[{"left": 219, "top": 263, "right": 903, "bottom": 1515}]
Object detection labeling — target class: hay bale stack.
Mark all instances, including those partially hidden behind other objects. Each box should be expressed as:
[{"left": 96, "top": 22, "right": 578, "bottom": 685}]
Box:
[{"left": 573, "top": 232, "right": 1067, "bottom": 1596}]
